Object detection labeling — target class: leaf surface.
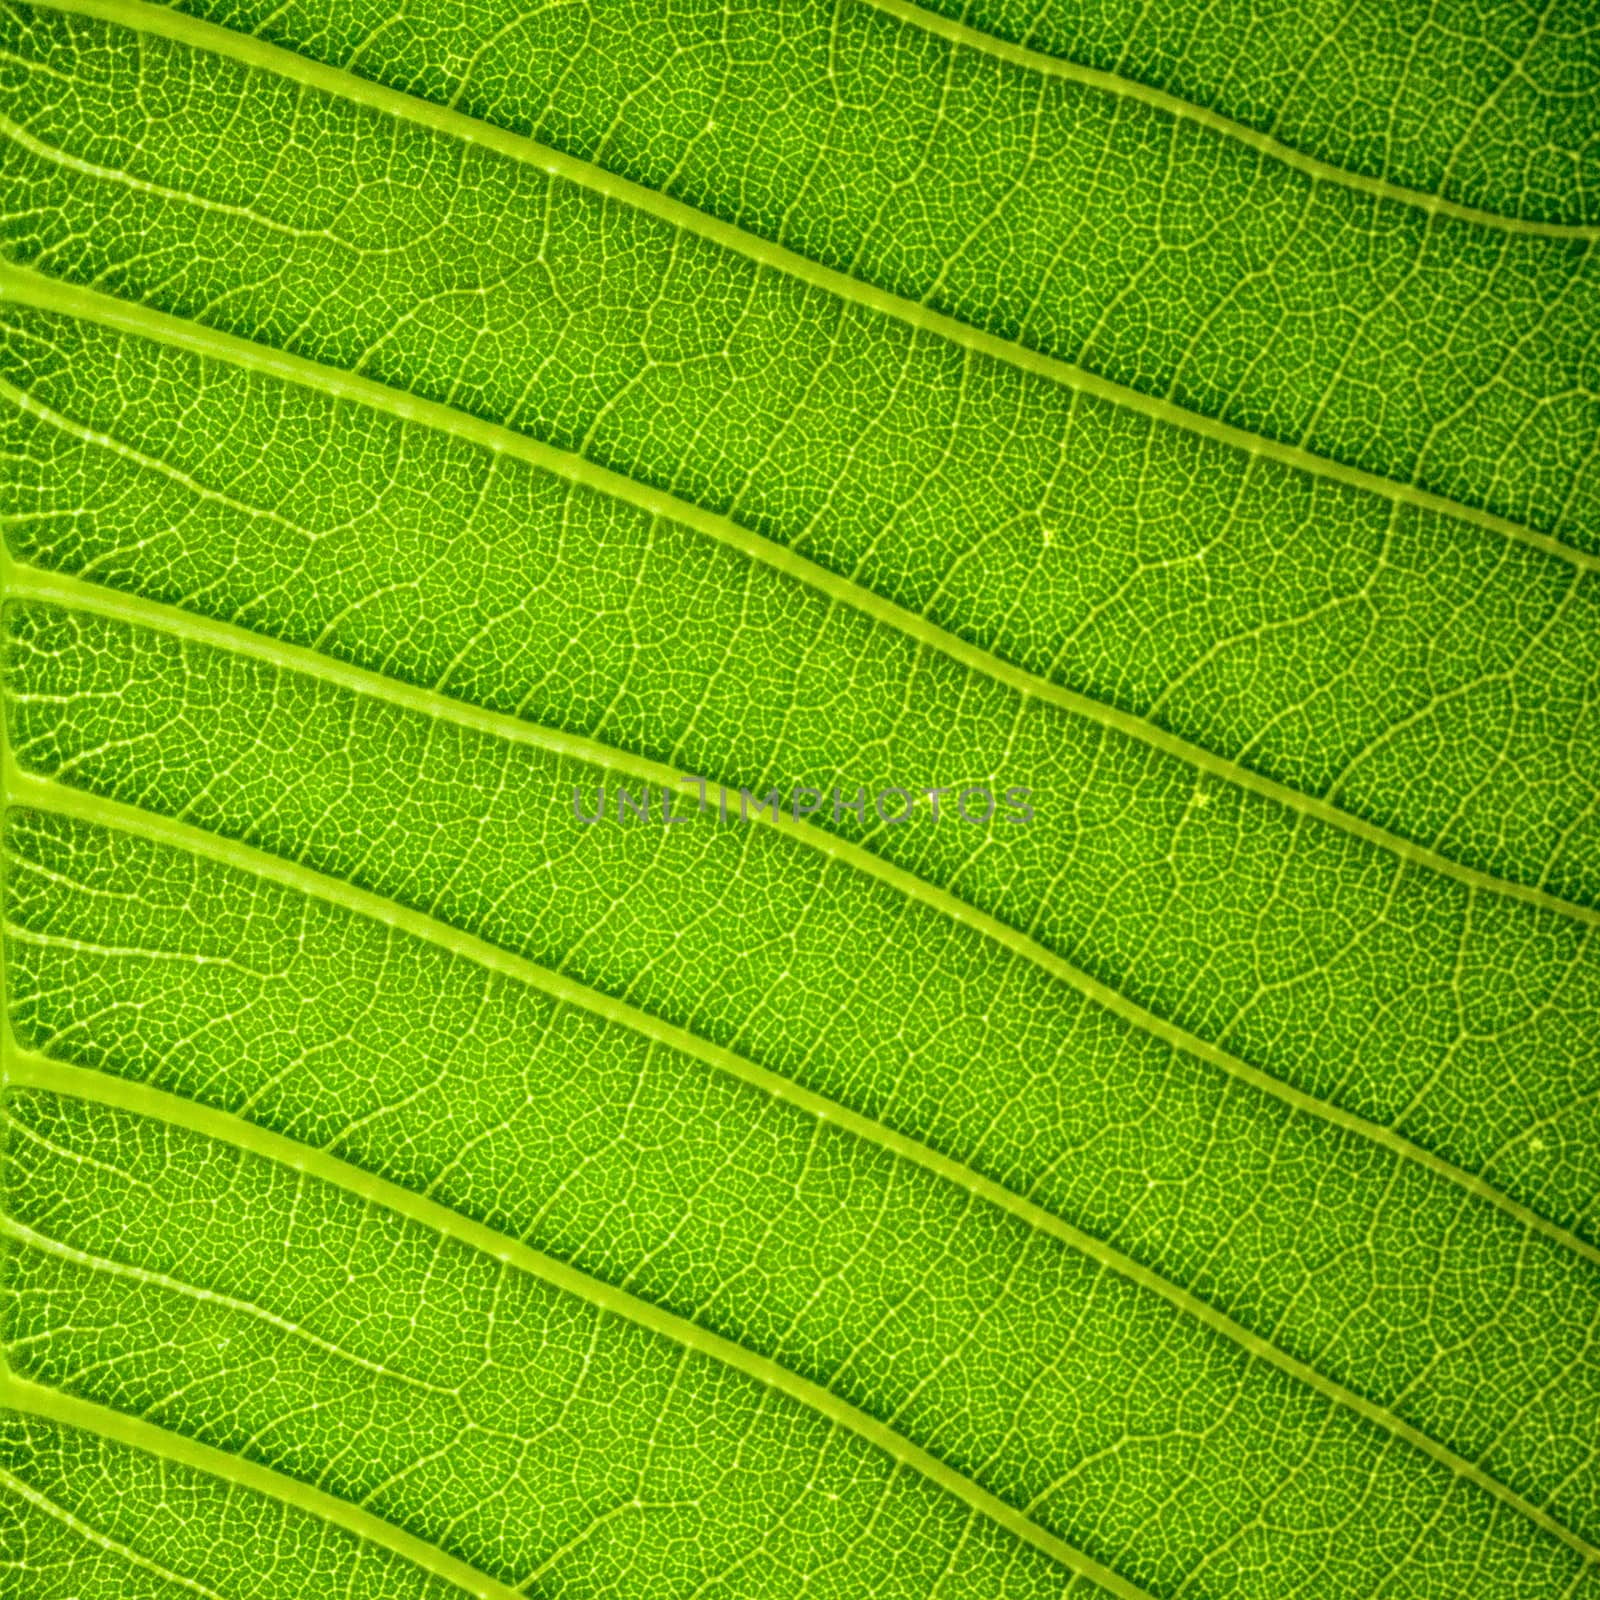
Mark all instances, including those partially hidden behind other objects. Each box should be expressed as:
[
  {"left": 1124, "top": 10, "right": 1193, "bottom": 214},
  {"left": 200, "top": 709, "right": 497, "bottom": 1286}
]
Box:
[{"left": 1, "top": 1, "right": 1598, "bottom": 1596}]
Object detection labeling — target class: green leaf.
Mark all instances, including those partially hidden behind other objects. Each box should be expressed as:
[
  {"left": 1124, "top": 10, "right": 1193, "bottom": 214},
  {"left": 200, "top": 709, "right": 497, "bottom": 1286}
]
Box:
[{"left": 1, "top": 0, "right": 1597, "bottom": 1595}]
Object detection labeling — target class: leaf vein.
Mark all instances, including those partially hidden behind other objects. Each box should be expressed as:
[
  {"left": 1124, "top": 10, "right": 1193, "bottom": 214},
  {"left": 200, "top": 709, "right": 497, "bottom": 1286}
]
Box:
[
  {"left": 18, "top": 0, "right": 1599, "bottom": 570},
  {"left": 4, "top": 781, "right": 1598, "bottom": 1566},
  {"left": 3, "top": 274, "right": 1595, "bottom": 931},
  {"left": 858, "top": 0, "right": 1600, "bottom": 240}
]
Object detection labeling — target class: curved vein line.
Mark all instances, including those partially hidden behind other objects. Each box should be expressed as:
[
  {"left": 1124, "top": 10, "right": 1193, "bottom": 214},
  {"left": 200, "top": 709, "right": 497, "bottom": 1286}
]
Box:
[
  {"left": 0, "top": 1461, "right": 232, "bottom": 1600},
  {"left": 3, "top": 273, "right": 1596, "bottom": 934},
  {"left": 0, "top": 1055, "right": 1158, "bottom": 1600},
  {"left": 7, "top": 566, "right": 1600, "bottom": 1266},
  {"left": 17, "top": 0, "right": 1600, "bottom": 574},
  {"left": 0, "top": 1369, "right": 517, "bottom": 1600},
  {"left": 857, "top": 0, "right": 1600, "bottom": 241},
  {"left": 5, "top": 777, "right": 1599, "bottom": 1567},
  {"left": 2, "top": 1214, "right": 461, "bottom": 1396}
]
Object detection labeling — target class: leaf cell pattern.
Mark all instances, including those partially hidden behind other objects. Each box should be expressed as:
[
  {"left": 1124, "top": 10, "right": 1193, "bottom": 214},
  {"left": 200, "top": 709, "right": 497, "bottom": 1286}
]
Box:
[{"left": 1, "top": 1, "right": 1598, "bottom": 1596}]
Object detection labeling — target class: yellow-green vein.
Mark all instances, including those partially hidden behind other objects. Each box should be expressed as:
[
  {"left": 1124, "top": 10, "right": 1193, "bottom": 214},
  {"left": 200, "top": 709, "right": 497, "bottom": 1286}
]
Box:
[
  {"left": 17, "top": 0, "right": 1600, "bottom": 574},
  {"left": 0, "top": 1462, "right": 237, "bottom": 1600},
  {"left": 858, "top": 0, "right": 1600, "bottom": 242},
  {"left": 5, "top": 771, "right": 1600, "bottom": 1568},
  {"left": 8, "top": 552, "right": 1600, "bottom": 1269},
  {"left": 0, "top": 1052, "right": 1161, "bottom": 1600},
  {"left": 0, "top": 1369, "right": 519, "bottom": 1600},
  {"left": 2, "top": 269, "right": 1595, "bottom": 935}
]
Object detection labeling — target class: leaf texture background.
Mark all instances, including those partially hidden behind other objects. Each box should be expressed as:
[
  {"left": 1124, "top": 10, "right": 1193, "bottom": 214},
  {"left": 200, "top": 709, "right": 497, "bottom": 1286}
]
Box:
[{"left": 1, "top": 0, "right": 1598, "bottom": 1595}]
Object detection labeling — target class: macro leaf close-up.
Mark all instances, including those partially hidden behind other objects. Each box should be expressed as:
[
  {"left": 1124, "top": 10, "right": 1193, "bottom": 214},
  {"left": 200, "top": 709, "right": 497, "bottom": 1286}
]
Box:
[{"left": 1, "top": 0, "right": 1598, "bottom": 1594}]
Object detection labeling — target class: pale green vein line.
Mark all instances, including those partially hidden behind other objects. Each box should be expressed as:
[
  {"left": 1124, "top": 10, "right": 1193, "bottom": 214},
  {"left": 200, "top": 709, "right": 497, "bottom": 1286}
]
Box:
[
  {"left": 0, "top": 1052, "right": 1157, "bottom": 1600},
  {"left": 7, "top": 566, "right": 1600, "bottom": 1273},
  {"left": 18, "top": 0, "right": 1600, "bottom": 574},
  {"left": 0, "top": 1372, "right": 510, "bottom": 1600},
  {"left": 0, "top": 1461, "right": 231, "bottom": 1600},
  {"left": 2, "top": 1214, "right": 459, "bottom": 1396},
  {"left": 5, "top": 775, "right": 1600, "bottom": 1568},
  {"left": 858, "top": 0, "right": 1600, "bottom": 241},
  {"left": 4, "top": 272, "right": 1596, "bottom": 937},
  {"left": 8, "top": 1048, "right": 1600, "bottom": 1572}
]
